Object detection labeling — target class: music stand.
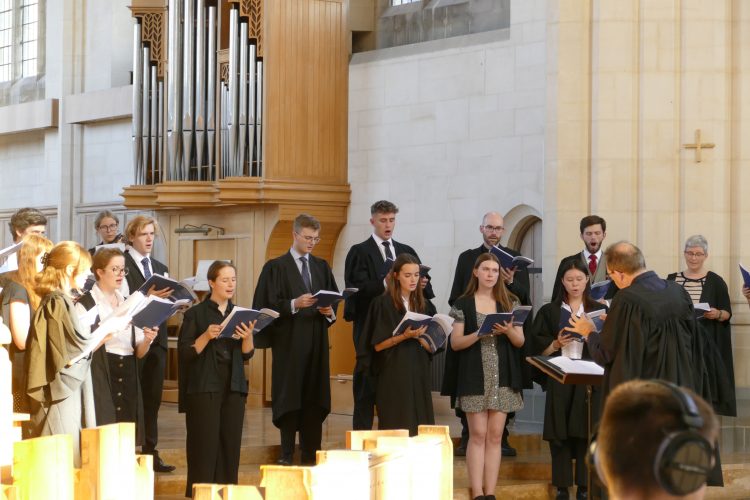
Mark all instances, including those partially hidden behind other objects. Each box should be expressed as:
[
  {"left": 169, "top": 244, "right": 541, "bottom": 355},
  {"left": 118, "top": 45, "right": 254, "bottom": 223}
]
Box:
[{"left": 526, "top": 356, "right": 604, "bottom": 497}]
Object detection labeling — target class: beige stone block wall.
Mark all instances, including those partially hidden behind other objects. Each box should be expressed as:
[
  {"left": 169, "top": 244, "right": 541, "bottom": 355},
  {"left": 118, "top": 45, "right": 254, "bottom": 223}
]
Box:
[{"left": 545, "top": 0, "right": 750, "bottom": 412}]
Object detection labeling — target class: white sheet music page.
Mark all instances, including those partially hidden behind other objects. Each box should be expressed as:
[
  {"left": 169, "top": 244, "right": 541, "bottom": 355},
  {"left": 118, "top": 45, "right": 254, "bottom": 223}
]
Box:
[{"left": 548, "top": 356, "right": 604, "bottom": 376}]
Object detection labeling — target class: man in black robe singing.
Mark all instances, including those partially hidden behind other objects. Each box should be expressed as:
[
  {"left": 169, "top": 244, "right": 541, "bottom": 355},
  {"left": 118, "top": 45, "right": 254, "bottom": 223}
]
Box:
[{"left": 252, "top": 214, "right": 338, "bottom": 465}]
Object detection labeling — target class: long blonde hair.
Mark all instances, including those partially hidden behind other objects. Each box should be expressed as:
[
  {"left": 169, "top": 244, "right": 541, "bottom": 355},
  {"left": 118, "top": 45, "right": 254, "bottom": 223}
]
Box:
[
  {"left": 30, "top": 241, "right": 92, "bottom": 309},
  {"left": 7, "top": 234, "right": 53, "bottom": 309}
]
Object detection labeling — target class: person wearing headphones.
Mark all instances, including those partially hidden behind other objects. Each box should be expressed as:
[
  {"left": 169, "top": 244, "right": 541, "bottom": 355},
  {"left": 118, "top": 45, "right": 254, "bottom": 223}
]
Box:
[{"left": 591, "top": 379, "right": 718, "bottom": 500}]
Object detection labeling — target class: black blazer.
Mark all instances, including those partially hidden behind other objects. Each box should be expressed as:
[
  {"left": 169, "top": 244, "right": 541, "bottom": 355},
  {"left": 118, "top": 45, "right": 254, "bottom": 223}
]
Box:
[
  {"left": 448, "top": 244, "right": 531, "bottom": 306},
  {"left": 177, "top": 299, "right": 254, "bottom": 413},
  {"left": 344, "top": 236, "right": 434, "bottom": 324},
  {"left": 124, "top": 250, "right": 170, "bottom": 347}
]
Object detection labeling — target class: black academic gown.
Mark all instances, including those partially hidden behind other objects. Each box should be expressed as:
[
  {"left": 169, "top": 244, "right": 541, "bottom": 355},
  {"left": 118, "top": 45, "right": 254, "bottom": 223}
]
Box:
[
  {"left": 585, "top": 271, "right": 706, "bottom": 404},
  {"left": 667, "top": 271, "right": 736, "bottom": 416},
  {"left": 358, "top": 294, "right": 436, "bottom": 436},
  {"left": 530, "top": 302, "right": 605, "bottom": 442},
  {"left": 252, "top": 251, "right": 337, "bottom": 426}
]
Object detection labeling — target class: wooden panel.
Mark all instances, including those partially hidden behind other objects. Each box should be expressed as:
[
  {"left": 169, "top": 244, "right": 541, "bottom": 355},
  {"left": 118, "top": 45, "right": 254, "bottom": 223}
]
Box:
[{"left": 263, "top": 0, "right": 348, "bottom": 183}]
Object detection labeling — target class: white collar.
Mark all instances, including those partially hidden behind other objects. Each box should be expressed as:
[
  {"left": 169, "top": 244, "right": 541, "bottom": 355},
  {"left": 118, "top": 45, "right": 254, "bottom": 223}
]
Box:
[
  {"left": 91, "top": 283, "right": 124, "bottom": 307},
  {"left": 127, "top": 245, "right": 149, "bottom": 263},
  {"left": 289, "top": 246, "right": 309, "bottom": 261},
  {"left": 583, "top": 248, "right": 603, "bottom": 261},
  {"left": 561, "top": 302, "right": 585, "bottom": 316},
  {"left": 372, "top": 233, "right": 393, "bottom": 248}
]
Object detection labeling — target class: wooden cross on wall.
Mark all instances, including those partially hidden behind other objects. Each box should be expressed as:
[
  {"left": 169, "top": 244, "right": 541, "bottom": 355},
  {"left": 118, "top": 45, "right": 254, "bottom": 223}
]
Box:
[{"left": 683, "top": 129, "right": 715, "bottom": 163}]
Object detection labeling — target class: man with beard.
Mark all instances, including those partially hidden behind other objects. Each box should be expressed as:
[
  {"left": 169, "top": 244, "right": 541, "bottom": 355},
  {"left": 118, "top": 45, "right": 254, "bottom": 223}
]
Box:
[
  {"left": 551, "top": 215, "right": 616, "bottom": 302},
  {"left": 444, "top": 211, "right": 531, "bottom": 457}
]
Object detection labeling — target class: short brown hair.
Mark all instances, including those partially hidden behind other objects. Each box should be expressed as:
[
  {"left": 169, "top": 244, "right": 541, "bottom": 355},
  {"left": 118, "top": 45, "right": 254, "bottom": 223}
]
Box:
[
  {"left": 91, "top": 248, "right": 125, "bottom": 279},
  {"left": 604, "top": 241, "right": 646, "bottom": 274},
  {"left": 9, "top": 207, "right": 47, "bottom": 240},
  {"left": 293, "top": 214, "right": 321, "bottom": 233},
  {"left": 370, "top": 200, "right": 399, "bottom": 216},
  {"left": 124, "top": 215, "right": 158, "bottom": 243},
  {"left": 207, "top": 260, "right": 236, "bottom": 282},
  {"left": 598, "top": 380, "right": 717, "bottom": 498},
  {"left": 579, "top": 215, "right": 606, "bottom": 234}
]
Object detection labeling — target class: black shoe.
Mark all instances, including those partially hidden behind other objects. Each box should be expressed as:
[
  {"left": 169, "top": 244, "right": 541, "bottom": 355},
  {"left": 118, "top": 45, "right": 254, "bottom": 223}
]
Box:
[
  {"left": 555, "top": 487, "right": 570, "bottom": 500},
  {"left": 152, "top": 454, "right": 176, "bottom": 473},
  {"left": 576, "top": 486, "right": 587, "bottom": 500},
  {"left": 472, "top": 496, "right": 484, "bottom": 500},
  {"left": 501, "top": 443, "right": 517, "bottom": 457},
  {"left": 300, "top": 453, "right": 316, "bottom": 466},
  {"left": 276, "top": 455, "right": 293, "bottom": 466},
  {"left": 454, "top": 444, "right": 466, "bottom": 457},
  {"left": 485, "top": 496, "right": 496, "bottom": 500}
]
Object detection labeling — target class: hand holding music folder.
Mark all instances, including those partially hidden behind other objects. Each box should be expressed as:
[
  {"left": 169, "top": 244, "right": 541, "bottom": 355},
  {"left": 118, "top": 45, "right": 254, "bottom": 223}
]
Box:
[
  {"left": 310, "top": 288, "right": 358, "bottom": 309},
  {"left": 476, "top": 305, "right": 532, "bottom": 337},
  {"left": 392, "top": 311, "right": 455, "bottom": 353},
  {"left": 218, "top": 307, "right": 280, "bottom": 339},
  {"left": 136, "top": 273, "right": 198, "bottom": 302},
  {"left": 131, "top": 296, "right": 192, "bottom": 329},
  {"left": 489, "top": 245, "right": 534, "bottom": 270}
]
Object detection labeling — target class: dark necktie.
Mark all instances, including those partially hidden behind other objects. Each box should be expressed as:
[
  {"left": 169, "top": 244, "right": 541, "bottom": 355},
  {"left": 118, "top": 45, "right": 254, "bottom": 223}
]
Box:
[
  {"left": 588, "top": 254, "right": 597, "bottom": 276},
  {"left": 141, "top": 257, "right": 152, "bottom": 279},
  {"left": 382, "top": 241, "right": 395, "bottom": 261},
  {"left": 300, "top": 256, "right": 312, "bottom": 292}
]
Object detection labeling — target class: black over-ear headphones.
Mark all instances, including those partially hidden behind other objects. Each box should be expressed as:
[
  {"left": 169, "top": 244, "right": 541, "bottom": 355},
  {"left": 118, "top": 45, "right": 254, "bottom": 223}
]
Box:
[{"left": 588, "top": 379, "right": 714, "bottom": 496}]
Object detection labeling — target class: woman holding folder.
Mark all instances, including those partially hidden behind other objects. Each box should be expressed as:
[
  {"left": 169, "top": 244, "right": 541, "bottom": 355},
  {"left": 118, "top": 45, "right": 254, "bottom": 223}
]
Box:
[
  {"left": 447, "top": 252, "right": 524, "bottom": 500},
  {"left": 178, "top": 260, "right": 255, "bottom": 497},
  {"left": 667, "top": 235, "right": 735, "bottom": 417},
  {"left": 357, "top": 253, "right": 436, "bottom": 436},
  {"left": 530, "top": 259, "right": 606, "bottom": 500},
  {"left": 75, "top": 248, "right": 157, "bottom": 437}
]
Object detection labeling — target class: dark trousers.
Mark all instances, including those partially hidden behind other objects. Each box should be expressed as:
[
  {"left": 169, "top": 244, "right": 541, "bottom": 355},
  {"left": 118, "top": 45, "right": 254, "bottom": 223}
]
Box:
[
  {"left": 140, "top": 344, "right": 166, "bottom": 453},
  {"left": 352, "top": 321, "right": 376, "bottom": 430},
  {"left": 550, "top": 438, "right": 588, "bottom": 488},
  {"left": 184, "top": 363, "right": 246, "bottom": 497},
  {"left": 278, "top": 407, "right": 325, "bottom": 462}
]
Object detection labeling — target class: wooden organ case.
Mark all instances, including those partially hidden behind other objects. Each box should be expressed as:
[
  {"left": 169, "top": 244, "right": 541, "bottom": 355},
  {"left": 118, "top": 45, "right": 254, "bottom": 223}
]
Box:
[{"left": 123, "top": 0, "right": 352, "bottom": 407}]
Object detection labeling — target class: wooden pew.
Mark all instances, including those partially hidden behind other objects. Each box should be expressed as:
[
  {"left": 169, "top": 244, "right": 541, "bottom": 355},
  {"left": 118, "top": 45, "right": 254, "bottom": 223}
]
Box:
[{"left": 13, "top": 434, "right": 75, "bottom": 500}]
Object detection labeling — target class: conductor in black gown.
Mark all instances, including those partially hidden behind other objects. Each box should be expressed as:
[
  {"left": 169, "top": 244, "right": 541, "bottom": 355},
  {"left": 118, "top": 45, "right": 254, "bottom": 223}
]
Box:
[
  {"left": 344, "top": 199, "right": 434, "bottom": 431},
  {"left": 357, "top": 253, "right": 436, "bottom": 436},
  {"left": 252, "top": 214, "right": 338, "bottom": 465},
  {"left": 565, "top": 241, "right": 723, "bottom": 487}
]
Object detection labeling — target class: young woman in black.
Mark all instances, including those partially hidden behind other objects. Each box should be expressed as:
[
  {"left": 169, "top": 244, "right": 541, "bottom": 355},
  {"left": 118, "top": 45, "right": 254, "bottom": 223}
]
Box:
[
  {"left": 531, "top": 258, "right": 606, "bottom": 500},
  {"left": 178, "top": 261, "right": 255, "bottom": 497},
  {"left": 358, "top": 253, "right": 437, "bottom": 436}
]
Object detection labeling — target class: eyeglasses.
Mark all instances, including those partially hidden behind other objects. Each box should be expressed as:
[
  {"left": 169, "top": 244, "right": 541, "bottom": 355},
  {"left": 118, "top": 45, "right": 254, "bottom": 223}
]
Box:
[
  {"left": 98, "top": 224, "right": 119, "bottom": 232},
  {"left": 108, "top": 266, "right": 129, "bottom": 276},
  {"left": 684, "top": 252, "right": 706, "bottom": 258},
  {"left": 482, "top": 225, "right": 504, "bottom": 233},
  {"left": 295, "top": 232, "right": 321, "bottom": 244}
]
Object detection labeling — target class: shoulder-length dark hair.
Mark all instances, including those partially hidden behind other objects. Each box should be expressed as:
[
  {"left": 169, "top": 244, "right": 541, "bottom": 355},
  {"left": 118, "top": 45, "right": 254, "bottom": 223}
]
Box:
[
  {"left": 557, "top": 258, "right": 600, "bottom": 312},
  {"left": 385, "top": 253, "right": 426, "bottom": 314},
  {"left": 461, "top": 253, "right": 518, "bottom": 312}
]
